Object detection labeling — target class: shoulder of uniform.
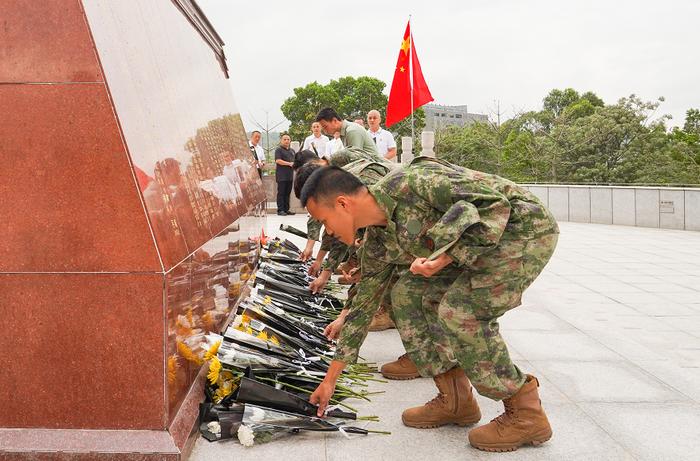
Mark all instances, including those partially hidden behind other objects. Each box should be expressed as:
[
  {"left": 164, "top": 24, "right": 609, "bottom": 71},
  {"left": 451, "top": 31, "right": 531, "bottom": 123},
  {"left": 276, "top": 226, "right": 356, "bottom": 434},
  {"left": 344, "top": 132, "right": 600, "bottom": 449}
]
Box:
[{"left": 408, "top": 156, "right": 454, "bottom": 168}]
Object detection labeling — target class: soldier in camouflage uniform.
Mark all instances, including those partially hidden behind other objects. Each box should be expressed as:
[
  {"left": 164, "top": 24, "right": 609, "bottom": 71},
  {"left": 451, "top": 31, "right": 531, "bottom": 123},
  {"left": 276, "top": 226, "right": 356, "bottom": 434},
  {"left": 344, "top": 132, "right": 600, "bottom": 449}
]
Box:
[
  {"left": 304, "top": 157, "right": 559, "bottom": 452},
  {"left": 297, "top": 157, "right": 458, "bottom": 380}
]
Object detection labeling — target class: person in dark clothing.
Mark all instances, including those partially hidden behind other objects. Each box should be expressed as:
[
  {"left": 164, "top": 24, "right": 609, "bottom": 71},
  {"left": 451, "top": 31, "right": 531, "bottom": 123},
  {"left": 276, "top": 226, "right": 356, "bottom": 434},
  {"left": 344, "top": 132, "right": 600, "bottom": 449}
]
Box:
[{"left": 274, "top": 133, "right": 296, "bottom": 215}]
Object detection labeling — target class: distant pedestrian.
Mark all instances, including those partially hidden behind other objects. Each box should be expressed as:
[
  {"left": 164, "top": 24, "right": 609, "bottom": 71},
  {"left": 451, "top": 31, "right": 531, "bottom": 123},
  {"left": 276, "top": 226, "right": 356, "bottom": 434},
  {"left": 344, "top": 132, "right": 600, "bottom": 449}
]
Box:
[
  {"left": 367, "top": 109, "right": 397, "bottom": 161},
  {"left": 353, "top": 117, "right": 365, "bottom": 128},
  {"left": 248, "top": 130, "right": 265, "bottom": 178},
  {"left": 325, "top": 131, "right": 344, "bottom": 157},
  {"left": 302, "top": 122, "right": 330, "bottom": 157},
  {"left": 274, "top": 133, "right": 296, "bottom": 215}
]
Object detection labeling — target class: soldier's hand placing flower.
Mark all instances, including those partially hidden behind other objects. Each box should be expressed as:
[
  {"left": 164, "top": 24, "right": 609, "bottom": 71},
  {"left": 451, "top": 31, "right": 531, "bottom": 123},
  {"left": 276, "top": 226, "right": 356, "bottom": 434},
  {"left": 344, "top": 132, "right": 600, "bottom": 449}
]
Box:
[
  {"left": 323, "top": 309, "right": 348, "bottom": 340},
  {"left": 409, "top": 253, "right": 454, "bottom": 277},
  {"left": 300, "top": 240, "right": 315, "bottom": 261},
  {"left": 309, "top": 361, "right": 345, "bottom": 417},
  {"left": 308, "top": 259, "right": 322, "bottom": 277},
  {"left": 309, "top": 269, "right": 332, "bottom": 293}
]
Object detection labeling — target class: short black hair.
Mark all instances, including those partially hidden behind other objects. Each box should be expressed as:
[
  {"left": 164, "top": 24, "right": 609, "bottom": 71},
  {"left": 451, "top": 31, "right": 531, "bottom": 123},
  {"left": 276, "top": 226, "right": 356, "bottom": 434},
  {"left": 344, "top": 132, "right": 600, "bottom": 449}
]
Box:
[
  {"left": 300, "top": 166, "right": 365, "bottom": 207},
  {"left": 251, "top": 130, "right": 261, "bottom": 136},
  {"left": 315, "top": 108, "right": 341, "bottom": 123},
  {"left": 293, "top": 150, "right": 320, "bottom": 170},
  {"left": 294, "top": 162, "right": 324, "bottom": 199}
]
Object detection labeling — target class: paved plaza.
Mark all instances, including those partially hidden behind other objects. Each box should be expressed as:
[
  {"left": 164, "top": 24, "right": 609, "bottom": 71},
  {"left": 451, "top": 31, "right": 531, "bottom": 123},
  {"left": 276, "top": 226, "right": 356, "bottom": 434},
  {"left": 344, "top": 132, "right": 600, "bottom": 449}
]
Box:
[{"left": 191, "top": 216, "right": 700, "bottom": 461}]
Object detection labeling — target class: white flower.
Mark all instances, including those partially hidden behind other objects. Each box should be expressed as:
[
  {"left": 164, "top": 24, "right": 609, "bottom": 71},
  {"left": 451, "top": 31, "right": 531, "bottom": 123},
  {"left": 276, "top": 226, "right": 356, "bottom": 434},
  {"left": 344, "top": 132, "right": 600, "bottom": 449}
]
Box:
[
  {"left": 204, "top": 333, "right": 223, "bottom": 349},
  {"left": 249, "top": 406, "right": 266, "bottom": 422},
  {"left": 206, "top": 421, "right": 221, "bottom": 436},
  {"left": 237, "top": 424, "right": 255, "bottom": 447}
]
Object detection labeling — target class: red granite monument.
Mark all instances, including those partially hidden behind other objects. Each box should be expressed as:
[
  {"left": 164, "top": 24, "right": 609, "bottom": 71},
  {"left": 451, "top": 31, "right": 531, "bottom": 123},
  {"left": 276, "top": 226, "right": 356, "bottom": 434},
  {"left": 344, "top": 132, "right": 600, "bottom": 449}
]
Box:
[{"left": 0, "top": 1, "right": 265, "bottom": 458}]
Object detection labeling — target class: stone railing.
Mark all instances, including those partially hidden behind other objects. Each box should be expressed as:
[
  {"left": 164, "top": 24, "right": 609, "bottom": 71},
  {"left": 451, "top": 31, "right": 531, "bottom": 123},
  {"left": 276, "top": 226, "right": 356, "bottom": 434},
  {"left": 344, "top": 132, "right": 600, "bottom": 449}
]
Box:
[{"left": 522, "top": 184, "right": 700, "bottom": 231}]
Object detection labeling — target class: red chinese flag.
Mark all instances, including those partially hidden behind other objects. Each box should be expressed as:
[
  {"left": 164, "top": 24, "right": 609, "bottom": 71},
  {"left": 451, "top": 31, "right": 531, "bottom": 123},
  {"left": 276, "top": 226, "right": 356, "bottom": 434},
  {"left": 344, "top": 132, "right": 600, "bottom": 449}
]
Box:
[
  {"left": 133, "top": 165, "right": 154, "bottom": 192},
  {"left": 385, "top": 21, "right": 433, "bottom": 127}
]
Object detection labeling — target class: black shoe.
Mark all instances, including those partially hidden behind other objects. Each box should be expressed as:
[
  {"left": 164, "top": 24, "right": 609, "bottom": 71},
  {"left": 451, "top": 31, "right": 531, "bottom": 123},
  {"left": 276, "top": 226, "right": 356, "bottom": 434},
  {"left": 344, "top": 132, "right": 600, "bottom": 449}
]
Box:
[
  {"left": 286, "top": 211, "right": 296, "bottom": 215},
  {"left": 277, "top": 211, "right": 287, "bottom": 216}
]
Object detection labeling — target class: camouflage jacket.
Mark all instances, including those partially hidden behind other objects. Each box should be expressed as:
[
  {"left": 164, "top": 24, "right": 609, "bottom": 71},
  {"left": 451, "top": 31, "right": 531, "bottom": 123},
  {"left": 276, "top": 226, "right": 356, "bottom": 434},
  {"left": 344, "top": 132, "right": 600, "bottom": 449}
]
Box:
[
  {"left": 332, "top": 120, "right": 380, "bottom": 161},
  {"left": 334, "top": 156, "right": 559, "bottom": 364},
  {"left": 306, "top": 216, "right": 322, "bottom": 242}
]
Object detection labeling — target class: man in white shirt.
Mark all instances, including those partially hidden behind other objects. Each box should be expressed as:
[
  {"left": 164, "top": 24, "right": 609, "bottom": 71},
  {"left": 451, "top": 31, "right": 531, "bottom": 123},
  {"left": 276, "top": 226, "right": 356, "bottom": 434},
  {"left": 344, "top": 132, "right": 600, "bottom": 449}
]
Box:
[
  {"left": 367, "top": 109, "right": 397, "bottom": 162},
  {"left": 325, "top": 131, "right": 343, "bottom": 157},
  {"left": 248, "top": 130, "right": 266, "bottom": 178},
  {"left": 302, "top": 122, "right": 330, "bottom": 157}
]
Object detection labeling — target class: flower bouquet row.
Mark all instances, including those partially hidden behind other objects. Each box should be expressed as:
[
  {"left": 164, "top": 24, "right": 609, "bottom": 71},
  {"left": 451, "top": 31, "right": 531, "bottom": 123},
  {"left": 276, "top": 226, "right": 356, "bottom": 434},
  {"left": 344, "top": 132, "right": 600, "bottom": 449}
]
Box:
[{"left": 198, "top": 237, "right": 388, "bottom": 446}]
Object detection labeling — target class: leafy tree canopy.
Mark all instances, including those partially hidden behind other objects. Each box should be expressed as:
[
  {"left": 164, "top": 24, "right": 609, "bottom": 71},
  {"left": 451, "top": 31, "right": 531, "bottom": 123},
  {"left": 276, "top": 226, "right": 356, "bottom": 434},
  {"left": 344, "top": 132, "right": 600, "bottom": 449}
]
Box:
[
  {"left": 436, "top": 89, "right": 700, "bottom": 186},
  {"left": 281, "top": 76, "right": 424, "bottom": 145}
]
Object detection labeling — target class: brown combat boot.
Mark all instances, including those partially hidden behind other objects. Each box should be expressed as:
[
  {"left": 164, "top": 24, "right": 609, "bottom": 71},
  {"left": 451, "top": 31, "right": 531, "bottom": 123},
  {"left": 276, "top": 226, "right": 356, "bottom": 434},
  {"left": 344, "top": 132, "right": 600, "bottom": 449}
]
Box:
[
  {"left": 402, "top": 367, "right": 481, "bottom": 428},
  {"left": 468, "top": 375, "right": 552, "bottom": 452},
  {"left": 380, "top": 353, "right": 420, "bottom": 380},
  {"left": 368, "top": 309, "right": 395, "bottom": 331}
]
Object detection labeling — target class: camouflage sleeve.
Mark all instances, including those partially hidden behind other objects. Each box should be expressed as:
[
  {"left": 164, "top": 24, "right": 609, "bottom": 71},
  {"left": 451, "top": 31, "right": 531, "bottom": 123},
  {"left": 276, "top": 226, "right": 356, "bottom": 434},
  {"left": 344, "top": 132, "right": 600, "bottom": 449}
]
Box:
[
  {"left": 333, "top": 256, "right": 394, "bottom": 364},
  {"left": 330, "top": 147, "right": 380, "bottom": 167},
  {"left": 307, "top": 217, "right": 322, "bottom": 242},
  {"left": 410, "top": 171, "right": 511, "bottom": 267},
  {"left": 321, "top": 238, "right": 349, "bottom": 272},
  {"left": 319, "top": 231, "right": 336, "bottom": 252}
]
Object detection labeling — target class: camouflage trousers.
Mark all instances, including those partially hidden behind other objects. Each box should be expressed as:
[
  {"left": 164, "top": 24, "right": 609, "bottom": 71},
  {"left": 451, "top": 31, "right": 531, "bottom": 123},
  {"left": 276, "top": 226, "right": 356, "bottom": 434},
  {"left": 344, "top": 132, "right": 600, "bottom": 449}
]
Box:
[
  {"left": 389, "top": 233, "right": 559, "bottom": 401},
  {"left": 382, "top": 267, "right": 459, "bottom": 377}
]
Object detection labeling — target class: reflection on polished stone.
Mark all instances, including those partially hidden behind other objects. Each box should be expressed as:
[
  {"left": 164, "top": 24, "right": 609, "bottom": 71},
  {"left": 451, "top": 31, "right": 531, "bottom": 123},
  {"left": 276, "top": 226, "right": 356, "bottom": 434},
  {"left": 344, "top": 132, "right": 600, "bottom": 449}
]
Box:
[
  {"left": 83, "top": 0, "right": 265, "bottom": 269},
  {"left": 166, "top": 204, "right": 265, "bottom": 421}
]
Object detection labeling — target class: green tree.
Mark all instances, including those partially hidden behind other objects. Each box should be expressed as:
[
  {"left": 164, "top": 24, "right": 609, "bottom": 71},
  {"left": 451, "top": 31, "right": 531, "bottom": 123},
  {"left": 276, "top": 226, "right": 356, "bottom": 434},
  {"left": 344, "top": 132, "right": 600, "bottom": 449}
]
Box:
[
  {"left": 280, "top": 76, "right": 424, "bottom": 145},
  {"left": 543, "top": 88, "right": 581, "bottom": 118},
  {"left": 436, "top": 122, "right": 503, "bottom": 173},
  {"left": 580, "top": 91, "right": 605, "bottom": 108},
  {"left": 434, "top": 88, "right": 700, "bottom": 186},
  {"left": 683, "top": 108, "right": 700, "bottom": 134}
]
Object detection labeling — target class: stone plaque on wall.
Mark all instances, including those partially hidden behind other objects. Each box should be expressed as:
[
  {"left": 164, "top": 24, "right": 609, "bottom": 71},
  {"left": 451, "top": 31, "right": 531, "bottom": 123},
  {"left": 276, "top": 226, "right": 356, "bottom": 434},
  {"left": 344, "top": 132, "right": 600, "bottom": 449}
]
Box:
[{"left": 660, "top": 200, "right": 674, "bottom": 213}]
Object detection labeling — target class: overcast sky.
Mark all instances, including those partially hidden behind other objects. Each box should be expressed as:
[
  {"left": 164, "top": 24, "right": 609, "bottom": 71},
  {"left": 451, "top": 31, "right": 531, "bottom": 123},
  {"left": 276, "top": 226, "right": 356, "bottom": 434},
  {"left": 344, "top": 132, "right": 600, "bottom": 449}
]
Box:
[{"left": 199, "top": 0, "right": 699, "bottom": 131}]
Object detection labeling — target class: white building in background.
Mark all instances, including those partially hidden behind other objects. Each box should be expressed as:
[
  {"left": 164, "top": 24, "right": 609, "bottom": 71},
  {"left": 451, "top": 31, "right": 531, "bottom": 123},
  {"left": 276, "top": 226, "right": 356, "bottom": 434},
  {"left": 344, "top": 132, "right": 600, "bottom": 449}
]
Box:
[{"left": 423, "top": 104, "right": 488, "bottom": 131}]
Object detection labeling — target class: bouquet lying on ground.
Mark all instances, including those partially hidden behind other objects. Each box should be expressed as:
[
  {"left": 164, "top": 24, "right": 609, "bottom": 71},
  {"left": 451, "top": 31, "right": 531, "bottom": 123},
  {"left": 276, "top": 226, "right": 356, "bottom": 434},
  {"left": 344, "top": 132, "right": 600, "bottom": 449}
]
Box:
[{"left": 198, "top": 237, "right": 388, "bottom": 446}]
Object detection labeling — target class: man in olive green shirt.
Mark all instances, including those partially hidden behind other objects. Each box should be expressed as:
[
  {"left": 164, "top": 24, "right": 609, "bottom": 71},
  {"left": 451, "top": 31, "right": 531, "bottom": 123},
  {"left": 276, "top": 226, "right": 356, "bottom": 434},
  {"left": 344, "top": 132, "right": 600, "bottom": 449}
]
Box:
[
  {"left": 315, "top": 107, "right": 380, "bottom": 161},
  {"left": 299, "top": 107, "right": 382, "bottom": 269}
]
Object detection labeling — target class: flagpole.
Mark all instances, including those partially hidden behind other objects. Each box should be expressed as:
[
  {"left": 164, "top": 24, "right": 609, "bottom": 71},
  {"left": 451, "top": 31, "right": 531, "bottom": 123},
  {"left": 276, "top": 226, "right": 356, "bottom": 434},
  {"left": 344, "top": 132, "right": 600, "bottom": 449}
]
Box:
[{"left": 409, "top": 15, "right": 415, "bottom": 146}]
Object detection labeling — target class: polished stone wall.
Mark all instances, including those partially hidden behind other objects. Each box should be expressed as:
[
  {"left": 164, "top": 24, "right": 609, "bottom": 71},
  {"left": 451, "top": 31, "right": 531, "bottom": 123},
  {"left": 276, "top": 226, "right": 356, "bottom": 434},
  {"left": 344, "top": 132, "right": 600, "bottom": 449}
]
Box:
[{"left": 0, "top": 0, "right": 265, "bottom": 458}]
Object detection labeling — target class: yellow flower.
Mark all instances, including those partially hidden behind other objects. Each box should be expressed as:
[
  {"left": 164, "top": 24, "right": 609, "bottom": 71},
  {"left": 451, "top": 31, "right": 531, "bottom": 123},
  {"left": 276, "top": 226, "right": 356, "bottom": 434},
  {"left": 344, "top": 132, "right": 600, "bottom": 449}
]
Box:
[
  {"left": 213, "top": 379, "right": 236, "bottom": 403},
  {"left": 202, "top": 311, "right": 215, "bottom": 330},
  {"left": 269, "top": 336, "right": 280, "bottom": 346},
  {"left": 257, "top": 331, "right": 269, "bottom": 342},
  {"left": 203, "top": 339, "right": 222, "bottom": 361},
  {"left": 207, "top": 357, "right": 222, "bottom": 385},
  {"left": 177, "top": 341, "right": 203, "bottom": 365},
  {"left": 186, "top": 308, "right": 195, "bottom": 327},
  {"left": 167, "top": 355, "right": 180, "bottom": 384}
]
